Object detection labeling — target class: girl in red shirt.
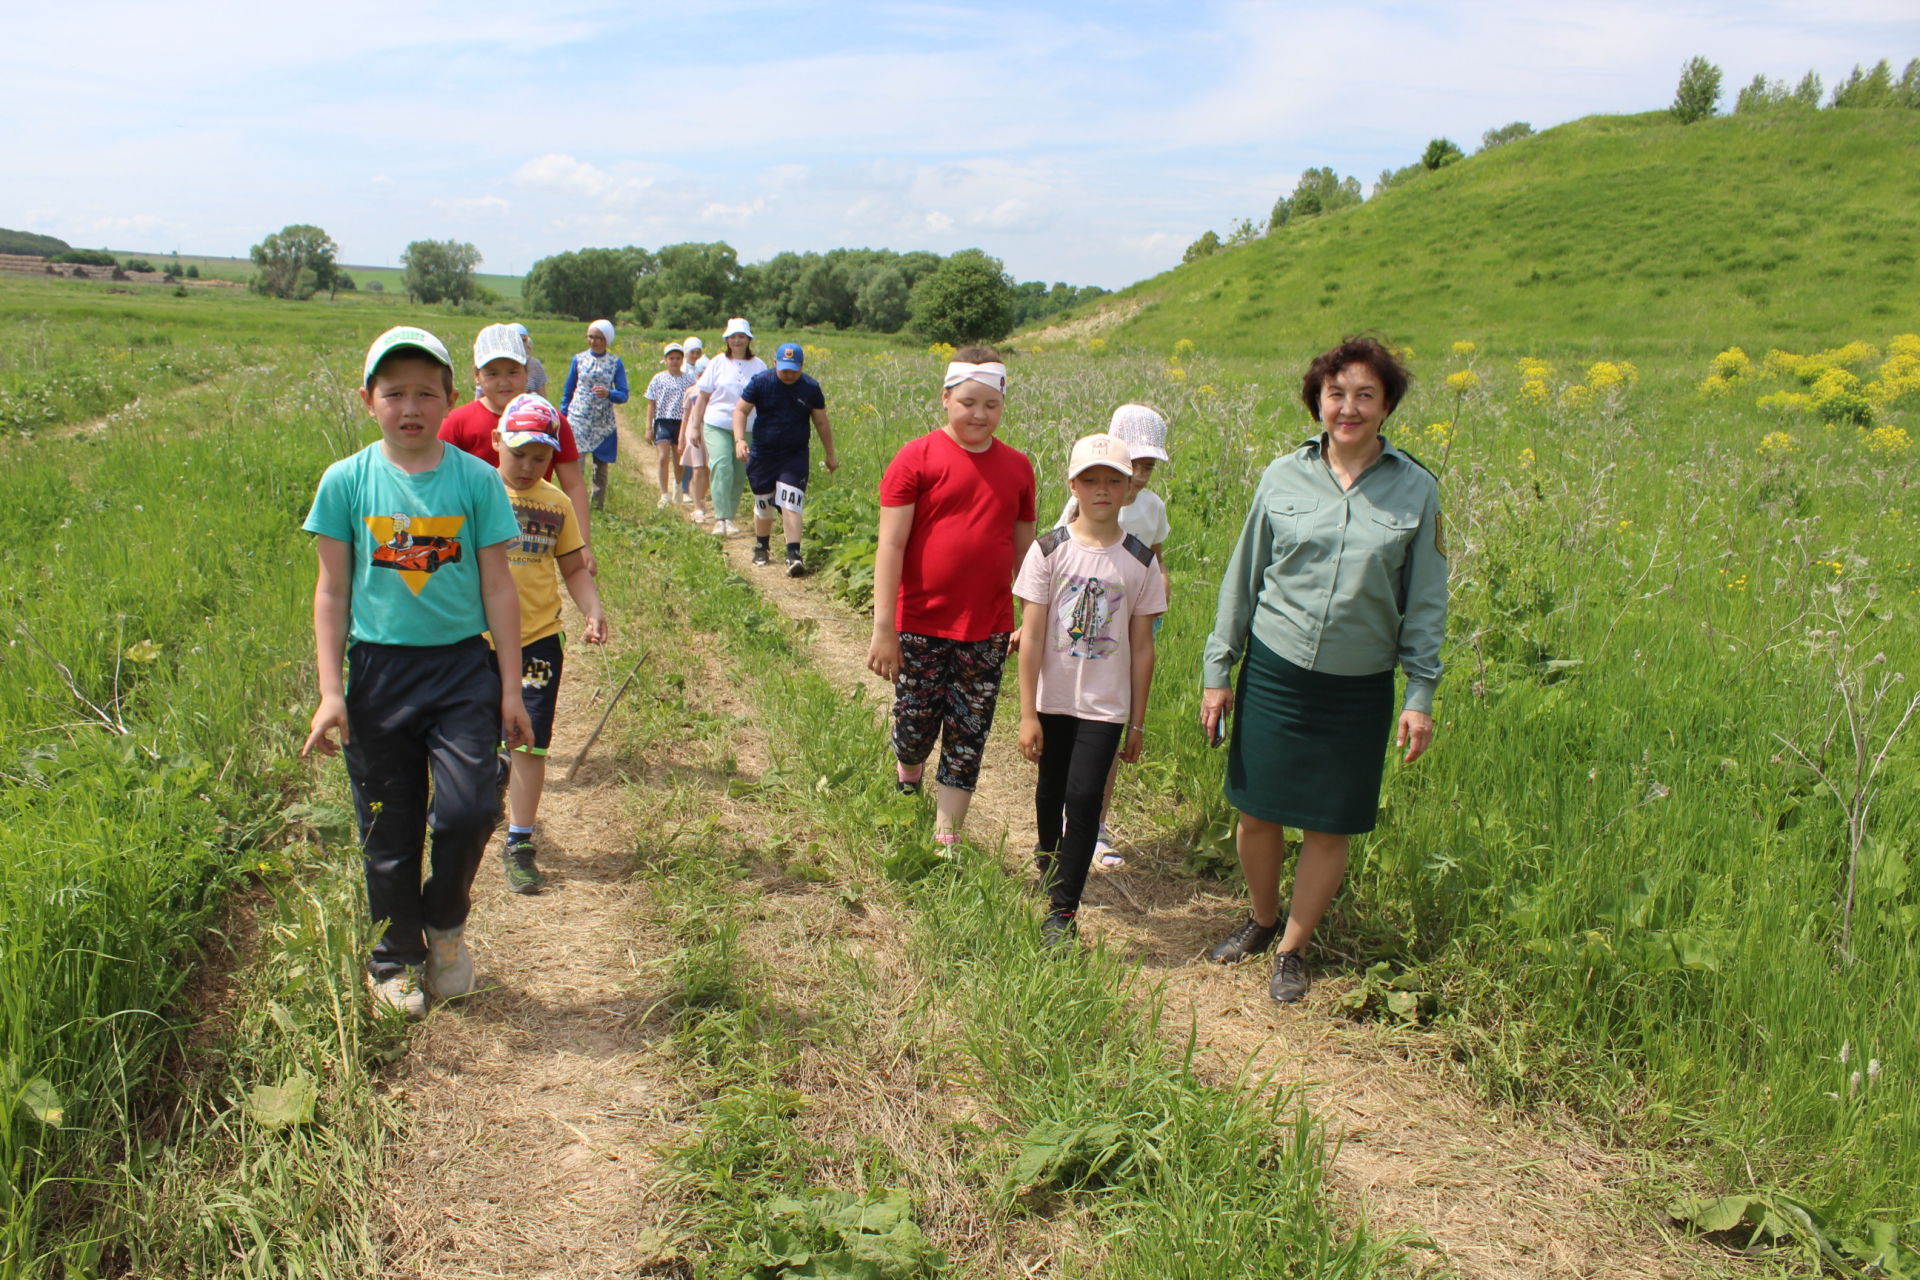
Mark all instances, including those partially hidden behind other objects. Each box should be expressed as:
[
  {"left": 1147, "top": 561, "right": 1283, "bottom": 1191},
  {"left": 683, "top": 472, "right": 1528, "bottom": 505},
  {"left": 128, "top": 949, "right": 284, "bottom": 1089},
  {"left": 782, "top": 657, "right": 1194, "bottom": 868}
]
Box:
[{"left": 867, "top": 346, "right": 1037, "bottom": 851}]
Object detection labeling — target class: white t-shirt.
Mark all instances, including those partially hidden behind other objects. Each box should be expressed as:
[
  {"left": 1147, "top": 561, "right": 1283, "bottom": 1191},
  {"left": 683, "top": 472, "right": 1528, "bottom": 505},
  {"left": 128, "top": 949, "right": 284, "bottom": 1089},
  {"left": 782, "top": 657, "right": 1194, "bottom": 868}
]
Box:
[
  {"left": 1054, "top": 487, "right": 1170, "bottom": 549},
  {"left": 694, "top": 354, "right": 767, "bottom": 428},
  {"left": 1014, "top": 527, "right": 1168, "bottom": 724}
]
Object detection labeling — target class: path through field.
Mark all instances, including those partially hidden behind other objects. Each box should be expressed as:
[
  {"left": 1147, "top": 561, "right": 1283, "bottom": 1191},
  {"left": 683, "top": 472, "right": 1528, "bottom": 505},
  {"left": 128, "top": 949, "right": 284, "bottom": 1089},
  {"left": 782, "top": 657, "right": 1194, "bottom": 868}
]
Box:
[{"left": 706, "top": 518, "right": 1732, "bottom": 1280}]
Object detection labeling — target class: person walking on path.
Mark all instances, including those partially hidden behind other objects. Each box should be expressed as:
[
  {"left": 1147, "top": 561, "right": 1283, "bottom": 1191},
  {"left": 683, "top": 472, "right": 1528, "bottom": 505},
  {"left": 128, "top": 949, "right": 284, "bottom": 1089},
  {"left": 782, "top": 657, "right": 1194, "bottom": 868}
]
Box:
[
  {"left": 561, "top": 319, "right": 629, "bottom": 512},
  {"left": 683, "top": 319, "right": 764, "bottom": 536},
  {"left": 735, "top": 341, "right": 837, "bottom": 577}
]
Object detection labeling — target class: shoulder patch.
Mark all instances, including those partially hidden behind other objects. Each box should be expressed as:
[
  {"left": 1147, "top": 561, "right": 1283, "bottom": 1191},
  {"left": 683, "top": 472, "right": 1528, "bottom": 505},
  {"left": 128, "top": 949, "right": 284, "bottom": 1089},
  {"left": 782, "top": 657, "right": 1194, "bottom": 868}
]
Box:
[
  {"left": 1037, "top": 526, "right": 1072, "bottom": 556},
  {"left": 1120, "top": 533, "right": 1155, "bottom": 567}
]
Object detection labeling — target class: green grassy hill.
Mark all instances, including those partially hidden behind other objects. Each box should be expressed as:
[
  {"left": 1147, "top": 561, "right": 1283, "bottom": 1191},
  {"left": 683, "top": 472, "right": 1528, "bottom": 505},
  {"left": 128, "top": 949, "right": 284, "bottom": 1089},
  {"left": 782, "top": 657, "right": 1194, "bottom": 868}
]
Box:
[
  {"left": 108, "top": 250, "right": 524, "bottom": 300},
  {"left": 1070, "top": 109, "right": 1920, "bottom": 359}
]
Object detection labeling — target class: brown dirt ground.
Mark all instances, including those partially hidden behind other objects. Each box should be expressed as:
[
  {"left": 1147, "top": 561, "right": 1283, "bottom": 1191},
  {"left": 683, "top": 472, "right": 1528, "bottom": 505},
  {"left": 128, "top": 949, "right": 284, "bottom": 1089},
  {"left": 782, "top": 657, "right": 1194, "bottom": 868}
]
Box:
[
  {"left": 701, "top": 505, "right": 1744, "bottom": 1280},
  {"left": 378, "top": 645, "right": 693, "bottom": 1280}
]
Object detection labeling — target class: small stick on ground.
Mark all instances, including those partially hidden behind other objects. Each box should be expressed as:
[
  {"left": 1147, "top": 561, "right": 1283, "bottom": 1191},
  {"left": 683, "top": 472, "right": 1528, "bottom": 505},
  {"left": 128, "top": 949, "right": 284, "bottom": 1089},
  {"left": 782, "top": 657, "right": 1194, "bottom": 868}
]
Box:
[{"left": 563, "top": 657, "right": 644, "bottom": 784}]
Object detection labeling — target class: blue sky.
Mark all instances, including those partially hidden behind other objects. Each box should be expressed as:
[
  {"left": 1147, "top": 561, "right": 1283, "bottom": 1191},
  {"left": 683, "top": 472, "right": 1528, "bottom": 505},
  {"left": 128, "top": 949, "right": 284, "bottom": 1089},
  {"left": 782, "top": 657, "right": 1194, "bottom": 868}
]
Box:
[{"left": 7, "top": 1, "right": 1917, "bottom": 289}]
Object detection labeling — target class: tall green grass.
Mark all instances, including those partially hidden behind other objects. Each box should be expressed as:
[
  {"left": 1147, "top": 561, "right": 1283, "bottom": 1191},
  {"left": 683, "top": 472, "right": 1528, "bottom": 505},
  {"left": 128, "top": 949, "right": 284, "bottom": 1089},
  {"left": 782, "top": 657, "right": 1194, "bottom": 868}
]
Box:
[{"left": 783, "top": 332, "right": 1920, "bottom": 1244}]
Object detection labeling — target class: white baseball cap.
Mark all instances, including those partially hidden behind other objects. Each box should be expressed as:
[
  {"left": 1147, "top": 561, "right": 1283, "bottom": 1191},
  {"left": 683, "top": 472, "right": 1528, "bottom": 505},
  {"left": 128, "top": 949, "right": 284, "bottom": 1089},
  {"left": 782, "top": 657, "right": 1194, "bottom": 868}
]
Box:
[
  {"left": 363, "top": 326, "right": 452, "bottom": 387},
  {"left": 1066, "top": 432, "right": 1134, "bottom": 480},
  {"left": 473, "top": 323, "right": 527, "bottom": 368},
  {"left": 1108, "top": 403, "right": 1169, "bottom": 461}
]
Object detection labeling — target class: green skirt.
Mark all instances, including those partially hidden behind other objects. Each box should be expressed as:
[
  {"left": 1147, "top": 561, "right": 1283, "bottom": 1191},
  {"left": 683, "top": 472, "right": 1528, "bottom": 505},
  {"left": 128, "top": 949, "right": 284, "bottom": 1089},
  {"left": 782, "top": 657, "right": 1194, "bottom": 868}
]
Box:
[{"left": 1225, "top": 637, "right": 1394, "bottom": 835}]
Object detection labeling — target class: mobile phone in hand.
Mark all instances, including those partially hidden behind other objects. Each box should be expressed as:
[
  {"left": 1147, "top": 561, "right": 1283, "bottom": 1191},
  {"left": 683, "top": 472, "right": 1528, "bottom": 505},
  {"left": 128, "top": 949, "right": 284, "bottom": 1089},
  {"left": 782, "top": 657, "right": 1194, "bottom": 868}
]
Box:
[{"left": 1210, "top": 714, "right": 1228, "bottom": 748}]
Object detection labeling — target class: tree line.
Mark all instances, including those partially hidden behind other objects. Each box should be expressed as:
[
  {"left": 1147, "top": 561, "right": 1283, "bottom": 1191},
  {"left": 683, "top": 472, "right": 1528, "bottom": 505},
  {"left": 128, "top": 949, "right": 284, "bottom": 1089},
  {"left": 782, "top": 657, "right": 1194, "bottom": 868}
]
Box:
[{"left": 524, "top": 242, "right": 1106, "bottom": 341}]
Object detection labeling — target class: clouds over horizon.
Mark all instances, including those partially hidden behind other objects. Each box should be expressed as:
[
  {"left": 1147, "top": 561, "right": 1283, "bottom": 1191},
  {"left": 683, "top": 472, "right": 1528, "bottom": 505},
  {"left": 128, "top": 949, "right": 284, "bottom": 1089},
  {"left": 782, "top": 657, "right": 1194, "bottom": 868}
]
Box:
[{"left": 5, "top": 1, "right": 1917, "bottom": 287}]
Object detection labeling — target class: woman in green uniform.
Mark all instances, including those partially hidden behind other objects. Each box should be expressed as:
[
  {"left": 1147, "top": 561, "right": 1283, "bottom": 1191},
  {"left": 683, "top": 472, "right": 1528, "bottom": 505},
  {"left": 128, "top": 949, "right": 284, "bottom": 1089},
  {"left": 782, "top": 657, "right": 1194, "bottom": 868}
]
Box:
[{"left": 1199, "top": 335, "right": 1448, "bottom": 1003}]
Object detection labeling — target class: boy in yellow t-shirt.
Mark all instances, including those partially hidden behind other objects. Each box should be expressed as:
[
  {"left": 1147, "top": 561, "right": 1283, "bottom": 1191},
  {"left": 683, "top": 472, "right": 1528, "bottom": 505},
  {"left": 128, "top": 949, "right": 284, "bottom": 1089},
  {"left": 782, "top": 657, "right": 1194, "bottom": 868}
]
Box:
[{"left": 492, "top": 393, "right": 609, "bottom": 893}]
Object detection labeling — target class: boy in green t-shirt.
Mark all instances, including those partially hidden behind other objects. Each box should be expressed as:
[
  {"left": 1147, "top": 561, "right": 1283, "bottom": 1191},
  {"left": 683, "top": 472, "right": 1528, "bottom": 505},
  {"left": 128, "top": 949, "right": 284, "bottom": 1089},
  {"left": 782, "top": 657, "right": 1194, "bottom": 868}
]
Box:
[
  {"left": 490, "top": 393, "right": 609, "bottom": 893},
  {"left": 301, "top": 326, "right": 532, "bottom": 1020}
]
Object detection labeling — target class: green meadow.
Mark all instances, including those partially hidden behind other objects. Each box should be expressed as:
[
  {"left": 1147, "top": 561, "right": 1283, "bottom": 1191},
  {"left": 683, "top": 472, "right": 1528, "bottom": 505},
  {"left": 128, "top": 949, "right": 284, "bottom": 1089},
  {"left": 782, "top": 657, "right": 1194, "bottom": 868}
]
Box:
[{"left": 3, "top": 105, "right": 1919, "bottom": 1273}]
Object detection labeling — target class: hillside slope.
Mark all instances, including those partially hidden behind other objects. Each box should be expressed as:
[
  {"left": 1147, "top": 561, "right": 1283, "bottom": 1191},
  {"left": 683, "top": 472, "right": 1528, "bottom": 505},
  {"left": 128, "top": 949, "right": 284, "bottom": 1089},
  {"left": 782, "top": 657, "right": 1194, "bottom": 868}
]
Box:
[{"left": 1078, "top": 110, "right": 1920, "bottom": 357}]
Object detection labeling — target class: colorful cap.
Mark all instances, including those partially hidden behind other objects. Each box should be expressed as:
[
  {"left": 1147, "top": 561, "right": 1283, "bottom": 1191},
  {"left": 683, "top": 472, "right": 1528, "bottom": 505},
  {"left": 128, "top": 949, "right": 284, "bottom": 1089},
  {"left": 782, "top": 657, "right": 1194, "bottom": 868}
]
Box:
[
  {"left": 362, "top": 325, "right": 452, "bottom": 387},
  {"left": 1108, "top": 403, "right": 1169, "bottom": 461},
  {"left": 473, "top": 323, "right": 527, "bottom": 368},
  {"left": 498, "top": 393, "right": 563, "bottom": 450},
  {"left": 722, "top": 317, "right": 753, "bottom": 339},
  {"left": 775, "top": 342, "right": 804, "bottom": 371},
  {"left": 1066, "top": 432, "right": 1133, "bottom": 480}
]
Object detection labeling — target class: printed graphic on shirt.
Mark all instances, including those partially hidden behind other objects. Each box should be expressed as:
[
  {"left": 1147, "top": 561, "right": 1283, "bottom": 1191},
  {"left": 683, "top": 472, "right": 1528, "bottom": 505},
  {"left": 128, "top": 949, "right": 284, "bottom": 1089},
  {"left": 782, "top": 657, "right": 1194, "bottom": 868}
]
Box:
[
  {"left": 1057, "top": 574, "right": 1126, "bottom": 659},
  {"left": 508, "top": 495, "right": 566, "bottom": 562},
  {"left": 365, "top": 513, "right": 466, "bottom": 594}
]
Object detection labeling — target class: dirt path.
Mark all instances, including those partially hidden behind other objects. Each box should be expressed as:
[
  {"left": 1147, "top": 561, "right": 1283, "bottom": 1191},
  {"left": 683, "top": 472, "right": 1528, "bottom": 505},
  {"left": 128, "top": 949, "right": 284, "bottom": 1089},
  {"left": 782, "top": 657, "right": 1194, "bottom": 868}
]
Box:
[
  {"left": 378, "top": 649, "right": 685, "bottom": 1280},
  {"left": 703, "top": 512, "right": 1731, "bottom": 1280}
]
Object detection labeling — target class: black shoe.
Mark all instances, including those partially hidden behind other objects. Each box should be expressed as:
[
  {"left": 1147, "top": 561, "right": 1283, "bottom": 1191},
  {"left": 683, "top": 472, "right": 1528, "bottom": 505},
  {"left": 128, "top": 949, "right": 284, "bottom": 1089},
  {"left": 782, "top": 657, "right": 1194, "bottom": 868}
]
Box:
[
  {"left": 1209, "top": 917, "right": 1280, "bottom": 965},
  {"left": 1269, "top": 950, "right": 1309, "bottom": 1003},
  {"left": 785, "top": 550, "right": 806, "bottom": 578},
  {"left": 751, "top": 545, "right": 770, "bottom": 567},
  {"left": 502, "top": 839, "right": 543, "bottom": 894},
  {"left": 1041, "top": 909, "right": 1078, "bottom": 951}
]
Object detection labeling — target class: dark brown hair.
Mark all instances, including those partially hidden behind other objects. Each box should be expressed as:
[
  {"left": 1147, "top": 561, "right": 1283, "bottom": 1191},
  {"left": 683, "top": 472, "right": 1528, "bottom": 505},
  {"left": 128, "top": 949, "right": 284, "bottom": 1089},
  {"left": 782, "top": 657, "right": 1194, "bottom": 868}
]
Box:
[
  {"left": 952, "top": 344, "right": 1004, "bottom": 364},
  {"left": 1299, "top": 335, "right": 1410, "bottom": 420}
]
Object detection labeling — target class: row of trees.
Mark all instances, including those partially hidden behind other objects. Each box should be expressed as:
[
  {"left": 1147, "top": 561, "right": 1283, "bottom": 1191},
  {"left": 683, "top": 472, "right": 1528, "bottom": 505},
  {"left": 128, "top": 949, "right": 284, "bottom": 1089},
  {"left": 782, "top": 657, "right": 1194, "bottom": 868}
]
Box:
[
  {"left": 1186, "top": 121, "right": 1534, "bottom": 262},
  {"left": 248, "top": 226, "right": 485, "bottom": 303},
  {"left": 1674, "top": 55, "right": 1920, "bottom": 124},
  {"left": 523, "top": 242, "right": 1104, "bottom": 342}
]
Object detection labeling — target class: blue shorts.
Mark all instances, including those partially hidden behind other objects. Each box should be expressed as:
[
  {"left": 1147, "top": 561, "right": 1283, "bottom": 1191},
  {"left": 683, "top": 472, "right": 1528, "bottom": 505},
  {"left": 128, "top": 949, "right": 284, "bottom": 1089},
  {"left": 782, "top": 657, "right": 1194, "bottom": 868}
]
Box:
[
  {"left": 650, "top": 416, "right": 681, "bottom": 445},
  {"left": 517, "top": 633, "right": 565, "bottom": 754}
]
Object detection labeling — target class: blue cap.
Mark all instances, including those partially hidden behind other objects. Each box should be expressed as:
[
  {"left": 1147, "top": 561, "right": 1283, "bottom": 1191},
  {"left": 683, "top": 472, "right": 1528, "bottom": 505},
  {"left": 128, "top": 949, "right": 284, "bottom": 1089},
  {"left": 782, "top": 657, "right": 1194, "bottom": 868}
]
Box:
[{"left": 775, "top": 342, "right": 805, "bottom": 371}]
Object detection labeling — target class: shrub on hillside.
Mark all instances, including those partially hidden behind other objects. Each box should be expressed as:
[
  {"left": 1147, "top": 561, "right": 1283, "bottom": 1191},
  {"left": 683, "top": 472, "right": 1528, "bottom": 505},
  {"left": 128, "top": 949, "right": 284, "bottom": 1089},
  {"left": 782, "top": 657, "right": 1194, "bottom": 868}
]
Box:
[
  {"left": 1479, "top": 121, "right": 1534, "bottom": 151},
  {"left": 52, "top": 249, "right": 117, "bottom": 267},
  {"left": 184, "top": 264, "right": 199, "bottom": 279},
  {"left": 1183, "top": 230, "right": 1221, "bottom": 263},
  {"left": 123, "top": 258, "right": 156, "bottom": 274},
  {"left": 1736, "top": 72, "right": 1822, "bottom": 113},
  {"left": 1422, "top": 138, "right": 1465, "bottom": 169},
  {"left": 1672, "top": 56, "right": 1724, "bottom": 123},
  {"left": 0, "top": 227, "right": 71, "bottom": 256},
  {"left": 1270, "top": 167, "right": 1362, "bottom": 230}
]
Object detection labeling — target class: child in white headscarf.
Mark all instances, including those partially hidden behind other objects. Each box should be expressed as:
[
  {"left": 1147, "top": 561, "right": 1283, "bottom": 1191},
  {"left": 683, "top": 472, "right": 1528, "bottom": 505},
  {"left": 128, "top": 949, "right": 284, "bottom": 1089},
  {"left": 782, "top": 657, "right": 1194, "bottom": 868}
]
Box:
[{"left": 562, "top": 319, "right": 630, "bottom": 510}]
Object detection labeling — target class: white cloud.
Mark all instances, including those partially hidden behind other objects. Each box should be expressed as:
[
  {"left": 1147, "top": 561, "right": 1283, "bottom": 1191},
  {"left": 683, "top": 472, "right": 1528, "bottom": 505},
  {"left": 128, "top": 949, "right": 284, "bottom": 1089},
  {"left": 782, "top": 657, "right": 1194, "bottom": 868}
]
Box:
[{"left": 924, "top": 211, "right": 955, "bottom": 233}]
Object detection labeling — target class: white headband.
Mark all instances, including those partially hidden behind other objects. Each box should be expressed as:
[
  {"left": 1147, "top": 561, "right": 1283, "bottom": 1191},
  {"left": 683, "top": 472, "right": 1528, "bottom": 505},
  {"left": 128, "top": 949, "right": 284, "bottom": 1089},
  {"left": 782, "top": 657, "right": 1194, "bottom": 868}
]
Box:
[
  {"left": 588, "top": 320, "right": 615, "bottom": 343},
  {"left": 943, "top": 361, "right": 1007, "bottom": 392}
]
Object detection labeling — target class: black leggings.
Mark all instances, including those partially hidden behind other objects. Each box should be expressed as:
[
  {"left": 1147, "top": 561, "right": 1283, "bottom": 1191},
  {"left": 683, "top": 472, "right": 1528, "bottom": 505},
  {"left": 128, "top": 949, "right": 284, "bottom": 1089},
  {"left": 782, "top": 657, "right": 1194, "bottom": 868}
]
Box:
[{"left": 1034, "top": 713, "right": 1124, "bottom": 913}]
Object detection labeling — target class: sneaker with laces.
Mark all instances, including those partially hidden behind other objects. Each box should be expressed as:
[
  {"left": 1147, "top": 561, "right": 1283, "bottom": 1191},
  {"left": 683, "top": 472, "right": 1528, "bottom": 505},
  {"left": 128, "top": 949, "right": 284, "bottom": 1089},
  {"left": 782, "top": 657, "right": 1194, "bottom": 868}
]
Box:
[
  {"left": 1041, "top": 908, "right": 1078, "bottom": 951},
  {"left": 424, "top": 925, "right": 475, "bottom": 1001},
  {"left": 1208, "top": 917, "right": 1280, "bottom": 965},
  {"left": 785, "top": 550, "right": 806, "bottom": 578},
  {"left": 502, "top": 839, "right": 542, "bottom": 894},
  {"left": 1269, "top": 950, "right": 1310, "bottom": 1003},
  {"left": 370, "top": 966, "right": 428, "bottom": 1019},
  {"left": 752, "top": 544, "right": 770, "bottom": 566}
]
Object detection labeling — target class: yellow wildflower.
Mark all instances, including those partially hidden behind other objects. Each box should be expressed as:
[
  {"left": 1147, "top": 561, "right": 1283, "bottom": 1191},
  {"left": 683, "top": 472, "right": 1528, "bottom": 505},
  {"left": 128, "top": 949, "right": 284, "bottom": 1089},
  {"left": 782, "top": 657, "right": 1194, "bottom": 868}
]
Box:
[
  {"left": 1710, "top": 347, "right": 1753, "bottom": 381},
  {"left": 1561, "top": 384, "right": 1594, "bottom": 411},
  {"left": 1587, "top": 361, "right": 1629, "bottom": 391},
  {"left": 1819, "top": 340, "right": 1878, "bottom": 368},
  {"left": 1445, "top": 369, "right": 1480, "bottom": 394},
  {"left": 1519, "top": 447, "right": 1536, "bottom": 469},
  {"left": 926, "top": 342, "right": 955, "bottom": 359},
  {"left": 1758, "top": 431, "right": 1799, "bottom": 456},
  {"left": 1757, "top": 390, "right": 1813, "bottom": 413},
  {"left": 1514, "top": 357, "right": 1552, "bottom": 380},
  {"left": 1866, "top": 425, "right": 1913, "bottom": 455},
  {"left": 1167, "top": 364, "right": 1188, "bottom": 382},
  {"left": 1887, "top": 334, "right": 1920, "bottom": 360},
  {"left": 1811, "top": 368, "right": 1873, "bottom": 425},
  {"left": 1172, "top": 338, "right": 1196, "bottom": 359},
  {"left": 1451, "top": 340, "right": 1478, "bottom": 359},
  {"left": 1520, "top": 378, "right": 1550, "bottom": 406},
  {"left": 1393, "top": 345, "right": 1416, "bottom": 363},
  {"left": 1086, "top": 337, "right": 1108, "bottom": 355},
  {"left": 1199, "top": 383, "right": 1219, "bottom": 400}
]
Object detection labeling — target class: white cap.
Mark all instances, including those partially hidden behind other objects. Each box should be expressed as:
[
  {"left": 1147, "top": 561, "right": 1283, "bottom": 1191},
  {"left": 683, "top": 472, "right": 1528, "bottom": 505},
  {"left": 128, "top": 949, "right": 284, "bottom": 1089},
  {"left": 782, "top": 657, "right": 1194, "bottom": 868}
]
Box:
[
  {"left": 473, "top": 323, "right": 527, "bottom": 368},
  {"left": 684, "top": 336, "right": 704, "bottom": 350},
  {"left": 1108, "top": 403, "right": 1168, "bottom": 461},
  {"left": 1066, "top": 432, "right": 1133, "bottom": 480},
  {"left": 363, "top": 325, "right": 452, "bottom": 387},
  {"left": 664, "top": 342, "right": 685, "bottom": 355},
  {"left": 722, "top": 317, "right": 753, "bottom": 339}
]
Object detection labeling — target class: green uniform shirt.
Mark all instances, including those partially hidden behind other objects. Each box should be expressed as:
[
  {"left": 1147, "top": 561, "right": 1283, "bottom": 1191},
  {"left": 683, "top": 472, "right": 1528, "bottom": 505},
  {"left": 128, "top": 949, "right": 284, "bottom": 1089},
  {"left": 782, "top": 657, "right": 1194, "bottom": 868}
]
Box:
[{"left": 1202, "top": 434, "right": 1448, "bottom": 713}]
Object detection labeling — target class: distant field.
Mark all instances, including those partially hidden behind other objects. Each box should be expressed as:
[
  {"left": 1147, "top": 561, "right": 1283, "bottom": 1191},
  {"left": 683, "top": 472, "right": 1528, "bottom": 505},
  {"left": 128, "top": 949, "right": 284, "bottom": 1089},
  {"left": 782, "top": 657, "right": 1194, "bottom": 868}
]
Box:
[{"left": 109, "top": 249, "right": 524, "bottom": 300}]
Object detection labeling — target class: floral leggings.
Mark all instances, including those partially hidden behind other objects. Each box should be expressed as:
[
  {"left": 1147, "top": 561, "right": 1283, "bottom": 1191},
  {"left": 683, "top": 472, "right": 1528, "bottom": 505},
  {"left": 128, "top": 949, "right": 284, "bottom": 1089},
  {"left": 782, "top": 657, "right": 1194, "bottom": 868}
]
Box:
[{"left": 891, "top": 631, "right": 1010, "bottom": 792}]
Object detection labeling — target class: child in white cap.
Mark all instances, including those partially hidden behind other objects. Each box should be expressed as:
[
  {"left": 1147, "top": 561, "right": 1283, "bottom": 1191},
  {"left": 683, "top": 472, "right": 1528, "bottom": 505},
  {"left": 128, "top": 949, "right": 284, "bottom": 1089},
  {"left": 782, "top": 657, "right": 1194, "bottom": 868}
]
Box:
[
  {"left": 1016, "top": 432, "right": 1166, "bottom": 946},
  {"left": 562, "top": 320, "right": 629, "bottom": 511},
  {"left": 1052, "top": 403, "right": 1173, "bottom": 866}
]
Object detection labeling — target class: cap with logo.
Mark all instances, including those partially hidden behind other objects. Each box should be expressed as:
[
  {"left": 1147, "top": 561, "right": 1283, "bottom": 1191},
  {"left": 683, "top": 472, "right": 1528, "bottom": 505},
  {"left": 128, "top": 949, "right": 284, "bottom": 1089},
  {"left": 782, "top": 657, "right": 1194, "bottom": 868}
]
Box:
[
  {"left": 775, "top": 342, "right": 805, "bottom": 371},
  {"left": 363, "top": 326, "right": 453, "bottom": 387},
  {"left": 473, "top": 323, "right": 528, "bottom": 369},
  {"left": 1066, "top": 432, "right": 1134, "bottom": 480},
  {"left": 498, "top": 393, "right": 563, "bottom": 451}
]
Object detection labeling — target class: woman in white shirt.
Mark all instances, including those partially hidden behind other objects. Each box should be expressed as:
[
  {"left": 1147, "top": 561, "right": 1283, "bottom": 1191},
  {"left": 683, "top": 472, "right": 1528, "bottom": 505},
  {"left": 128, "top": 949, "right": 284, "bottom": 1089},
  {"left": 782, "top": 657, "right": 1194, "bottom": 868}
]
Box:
[{"left": 683, "top": 318, "right": 766, "bottom": 536}]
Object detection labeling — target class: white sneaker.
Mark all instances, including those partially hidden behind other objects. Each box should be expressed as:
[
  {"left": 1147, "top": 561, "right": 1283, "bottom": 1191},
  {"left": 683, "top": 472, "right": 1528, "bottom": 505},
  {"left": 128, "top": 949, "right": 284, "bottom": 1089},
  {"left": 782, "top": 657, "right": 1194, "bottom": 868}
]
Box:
[
  {"left": 691, "top": 507, "right": 707, "bottom": 522},
  {"left": 370, "top": 967, "right": 428, "bottom": 1019},
  {"left": 678, "top": 491, "right": 693, "bottom": 505},
  {"left": 657, "top": 493, "right": 671, "bottom": 508},
  {"left": 424, "top": 925, "right": 475, "bottom": 1001}
]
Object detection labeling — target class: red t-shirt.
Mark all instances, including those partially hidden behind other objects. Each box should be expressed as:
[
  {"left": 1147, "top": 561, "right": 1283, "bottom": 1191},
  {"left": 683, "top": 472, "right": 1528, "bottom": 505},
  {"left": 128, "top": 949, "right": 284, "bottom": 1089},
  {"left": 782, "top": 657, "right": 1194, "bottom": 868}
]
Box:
[
  {"left": 438, "top": 399, "right": 580, "bottom": 480},
  {"left": 879, "top": 429, "right": 1036, "bottom": 641}
]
